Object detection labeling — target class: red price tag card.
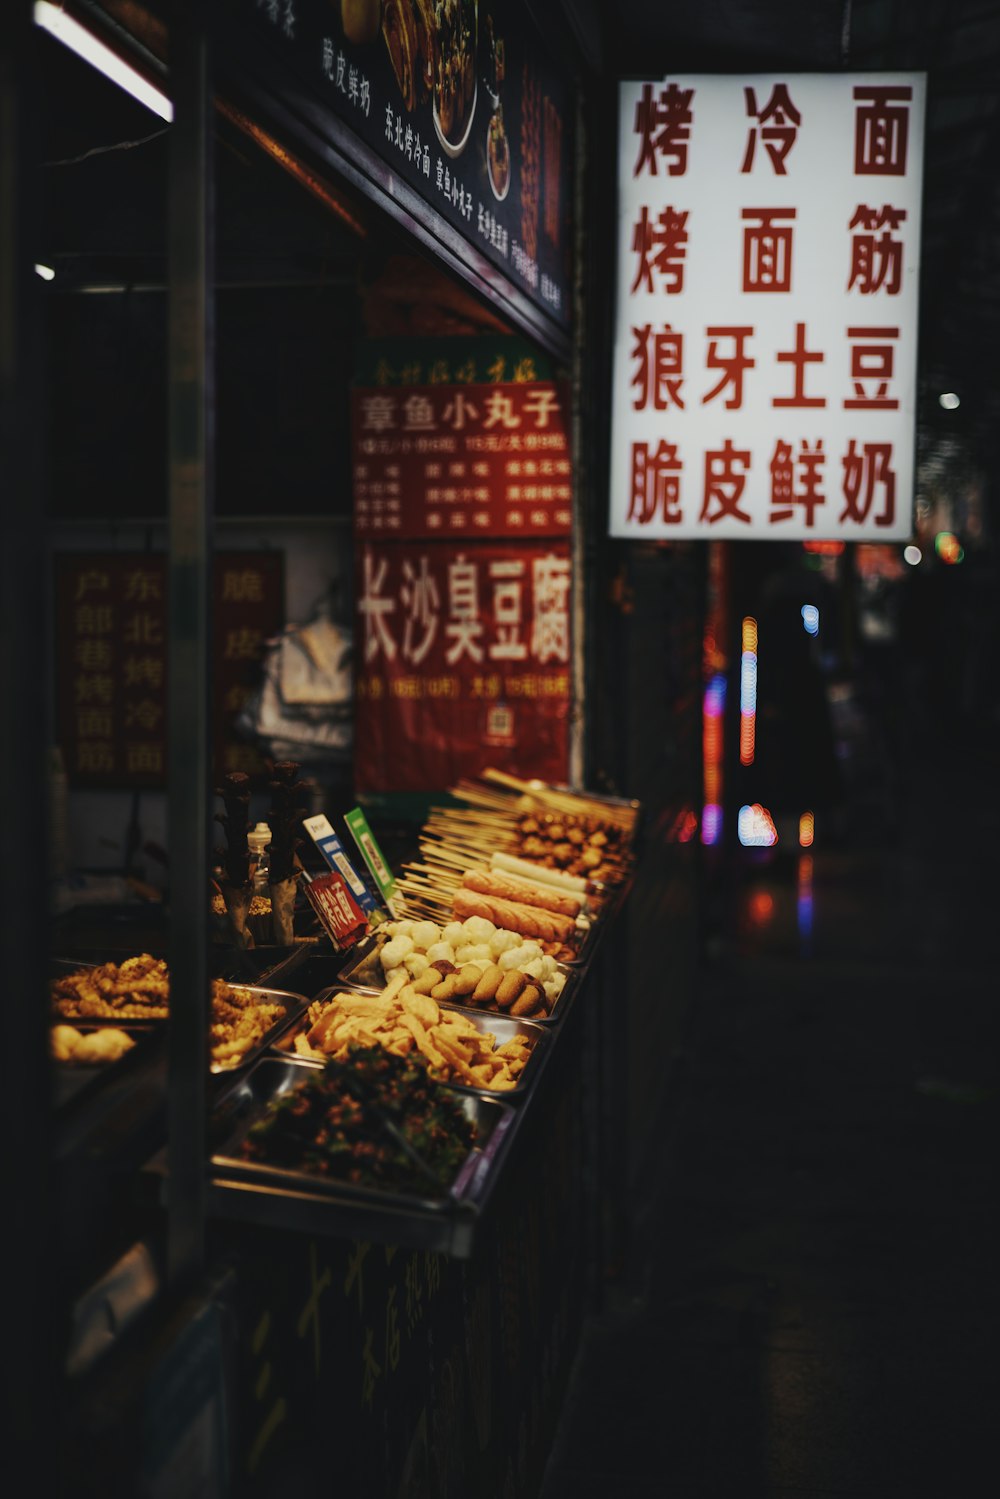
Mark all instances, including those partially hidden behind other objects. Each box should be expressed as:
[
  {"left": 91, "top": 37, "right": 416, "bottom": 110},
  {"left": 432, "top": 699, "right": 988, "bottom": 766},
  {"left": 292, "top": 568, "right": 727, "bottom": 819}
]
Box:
[{"left": 302, "top": 871, "right": 368, "bottom": 950}]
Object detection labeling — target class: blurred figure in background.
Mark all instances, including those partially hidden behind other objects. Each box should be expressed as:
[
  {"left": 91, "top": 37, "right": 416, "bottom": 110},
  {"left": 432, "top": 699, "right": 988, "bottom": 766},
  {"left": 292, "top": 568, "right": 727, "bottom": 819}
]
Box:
[{"left": 750, "top": 560, "right": 844, "bottom": 852}]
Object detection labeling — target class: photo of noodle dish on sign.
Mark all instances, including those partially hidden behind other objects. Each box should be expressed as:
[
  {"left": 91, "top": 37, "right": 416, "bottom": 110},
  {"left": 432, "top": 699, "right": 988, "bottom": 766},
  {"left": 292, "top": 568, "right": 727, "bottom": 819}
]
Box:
[{"left": 432, "top": 0, "right": 478, "bottom": 156}]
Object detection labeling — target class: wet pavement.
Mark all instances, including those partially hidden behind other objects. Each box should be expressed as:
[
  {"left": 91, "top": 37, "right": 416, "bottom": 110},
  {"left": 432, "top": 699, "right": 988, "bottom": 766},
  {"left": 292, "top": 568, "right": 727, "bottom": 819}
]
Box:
[{"left": 540, "top": 726, "right": 1000, "bottom": 1497}]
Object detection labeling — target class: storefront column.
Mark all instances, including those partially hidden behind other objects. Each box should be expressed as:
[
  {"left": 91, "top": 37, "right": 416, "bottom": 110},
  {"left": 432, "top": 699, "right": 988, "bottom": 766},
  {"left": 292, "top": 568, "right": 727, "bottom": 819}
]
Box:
[
  {"left": 1, "top": 4, "right": 57, "bottom": 1480},
  {"left": 167, "top": 1, "right": 215, "bottom": 1287}
]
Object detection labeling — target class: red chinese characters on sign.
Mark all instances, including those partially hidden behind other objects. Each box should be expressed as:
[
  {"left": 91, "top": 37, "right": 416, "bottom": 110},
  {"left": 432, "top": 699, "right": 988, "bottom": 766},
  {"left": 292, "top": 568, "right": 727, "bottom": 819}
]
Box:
[
  {"left": 769, "top": 440, "right": 826, "bottom": 526},
  {"left": 741, "top": 84, "right": 801, "bottom": 174},
  {"left": 623, "top": 435, "right": 898, "bottom": 533},
  {"left": 631, "top": 206, "right": 689, "bottom": 293},
  {"left": 57, "top": 557, "right": 167, "bottom": 788},
  {"left": 631, "top": 324, "right": 685, "bottom": 410},
  {"left": 844, "top": 326, "right": 899, "bottom": 409},
  {"left": 54, "top": 553, "right": 283, "bottom": 787},
  {"left": 703, "top": 327, "right": 756, "bottom": 409},
  {"left": 630, "top": 322, "right": 903, "bottom": 415},
  {"left": 841, "top": 441, "right": 896, "bottom": 526},
  {"left": 742, "top": 208, "right": 796, "bottom": 292},
  {"left": 633, "top": 82, "right": 695, "bottom": 176},
  {"left": 350, "top": 382, "right": 572, "bottom": 541},
  {"left": 853, "top": 86, "right": 912, "bottom": 175},
  {"left": 612, "top": 73, "right": 921, "bottom": 540},
  {"left": 354, "top": 542, "right": 571, "bottom": 793},
  {"left": 848, "top": 205, "right": 906, "bottom": 293}
]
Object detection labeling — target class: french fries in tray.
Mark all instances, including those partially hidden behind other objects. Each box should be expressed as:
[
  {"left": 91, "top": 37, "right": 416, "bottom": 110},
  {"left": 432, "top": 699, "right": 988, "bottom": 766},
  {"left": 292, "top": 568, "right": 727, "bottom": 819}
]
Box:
[{"left": 283, "top": 983, "right": 543, "bottom": 1095}]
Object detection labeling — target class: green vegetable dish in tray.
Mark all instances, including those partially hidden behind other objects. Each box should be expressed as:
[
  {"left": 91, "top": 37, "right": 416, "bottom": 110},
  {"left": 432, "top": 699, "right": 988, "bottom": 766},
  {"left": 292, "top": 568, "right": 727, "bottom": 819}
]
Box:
[{"left": 240, "top": 1043, "right": 477, "bottom": 1195}]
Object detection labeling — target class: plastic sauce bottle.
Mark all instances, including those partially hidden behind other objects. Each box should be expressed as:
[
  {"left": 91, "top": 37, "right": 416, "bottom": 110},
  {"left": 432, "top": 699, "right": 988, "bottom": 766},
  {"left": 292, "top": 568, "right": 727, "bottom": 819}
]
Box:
[{"left": 247, "top": 822, "right": 271, "bottom": 893}]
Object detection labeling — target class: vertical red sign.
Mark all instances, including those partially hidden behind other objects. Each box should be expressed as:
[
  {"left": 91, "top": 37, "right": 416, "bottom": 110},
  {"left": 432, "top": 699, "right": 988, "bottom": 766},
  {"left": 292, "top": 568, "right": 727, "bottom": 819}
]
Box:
[
  {"left": 54, "top": 552, "right": 284, "bottom": 787},
  {"left": 354, "top": 539, "right": 571, "bottom": 794}
]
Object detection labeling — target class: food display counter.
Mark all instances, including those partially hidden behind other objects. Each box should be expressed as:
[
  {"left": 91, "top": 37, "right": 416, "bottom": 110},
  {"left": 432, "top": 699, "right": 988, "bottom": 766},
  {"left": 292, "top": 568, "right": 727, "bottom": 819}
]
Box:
[{"left": 49, "top": 775, "right": 638, "bottom": 1496}]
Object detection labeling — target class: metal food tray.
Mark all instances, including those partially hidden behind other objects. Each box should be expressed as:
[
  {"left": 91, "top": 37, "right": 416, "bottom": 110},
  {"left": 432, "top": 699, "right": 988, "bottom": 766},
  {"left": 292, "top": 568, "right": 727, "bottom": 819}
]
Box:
[
  {"left": 276, "top": 989, "right": 550, "bottom": 1098},
  {"left": 50, "top": 966, "right": 308, "bottom": 1075},
  {"left": 208, "top": 985, "right": 310, "bottom": 1075},
  {"left": 51, "top": 1021, "right": 161, "bottom": 1114},
  {"left": 333, "top": 930, "right": 578, "bottom": 1022},
  {"left": 201, "top": 1055, "right": 518, "bottom": 1256}
]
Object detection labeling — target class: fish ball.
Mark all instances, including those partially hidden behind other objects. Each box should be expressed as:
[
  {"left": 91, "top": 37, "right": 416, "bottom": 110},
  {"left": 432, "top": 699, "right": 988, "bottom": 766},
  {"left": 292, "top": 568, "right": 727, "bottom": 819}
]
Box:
[
  {"left": 460, "top": 915, "right": 496, "bottom": 942},
  {"left": 380, "top": 934, "right": 414, "bottom": 970},
  {"left": 409, "top": 921, "right": 442, "bottom": 951},
  {"left": 488, "top": 928, "right": 522, "bottom": 956},
  {"left": 455, "top": 942, "right": 493, "bottom": 964}
]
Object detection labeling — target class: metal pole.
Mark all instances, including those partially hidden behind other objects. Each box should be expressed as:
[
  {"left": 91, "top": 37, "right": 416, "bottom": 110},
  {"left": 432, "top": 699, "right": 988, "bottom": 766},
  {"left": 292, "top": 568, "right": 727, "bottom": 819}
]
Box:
[
  {"left": 568, "top": 82, "right": 588, "bottom": 791},
  {"left": 167, "top": 2, "right": 214, "bottom": 1287}
]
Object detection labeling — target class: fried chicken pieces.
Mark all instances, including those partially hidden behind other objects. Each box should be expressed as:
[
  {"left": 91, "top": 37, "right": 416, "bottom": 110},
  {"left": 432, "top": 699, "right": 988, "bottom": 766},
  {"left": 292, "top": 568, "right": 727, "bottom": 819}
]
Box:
[
  {"left": 50, "top": 956, "right": 290, "bottom": 1070},
  {"left": 51, "top": 954, "right": 170, "bottom": 1020}
]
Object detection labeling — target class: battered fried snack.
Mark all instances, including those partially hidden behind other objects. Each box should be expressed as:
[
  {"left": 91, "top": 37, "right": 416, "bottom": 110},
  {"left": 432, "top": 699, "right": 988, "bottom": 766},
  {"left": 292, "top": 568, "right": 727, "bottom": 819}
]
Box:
[
  {"left": 494, "top": 970, "right": 526, "bottom": 1011},
  {"left": 52, "top": 955, "right": 170, "bottom": 1019},
  {"left": 511, "top": 984, "right": 544, "bottom": 1017},
  {"left": 295, "top": 987, "right": 535, "bottom": 1091},
  {"left": 50, "top": 1024, "right": 136, "bottom": 1064},
  {"left": 51, "top": 959, "right": 290, "bottom": 1068},
  {"left": 471, "top": 963, "right": 503, "bottom": 1004},
  {"left": 209, "top": 978, "right": 289, "bottom": 1070},
  {"left": 371, "top": 917, "right": 567, "bottom": 1017}
]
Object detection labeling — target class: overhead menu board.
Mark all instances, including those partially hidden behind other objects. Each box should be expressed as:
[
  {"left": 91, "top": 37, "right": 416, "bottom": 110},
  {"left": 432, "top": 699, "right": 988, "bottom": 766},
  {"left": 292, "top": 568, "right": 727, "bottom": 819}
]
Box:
[
  {"left": 609, "top": 73, "right": 925, "bottom": 541},
  {"left": 234, "top": 0, "right": 573, "bottom": 342}
]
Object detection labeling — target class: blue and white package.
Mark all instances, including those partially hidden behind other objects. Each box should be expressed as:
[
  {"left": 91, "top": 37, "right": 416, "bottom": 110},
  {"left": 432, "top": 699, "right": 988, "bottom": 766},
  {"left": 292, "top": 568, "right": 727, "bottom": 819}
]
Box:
[{"left": 302, "top": 813, "right": 379, "bottom": 917}]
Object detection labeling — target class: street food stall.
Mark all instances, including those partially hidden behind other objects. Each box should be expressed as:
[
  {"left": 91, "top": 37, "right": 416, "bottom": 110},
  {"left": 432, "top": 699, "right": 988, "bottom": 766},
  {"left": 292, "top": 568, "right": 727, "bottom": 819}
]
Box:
[{"left": 5, "top": 4, "right": 704, "bottom": 1494}]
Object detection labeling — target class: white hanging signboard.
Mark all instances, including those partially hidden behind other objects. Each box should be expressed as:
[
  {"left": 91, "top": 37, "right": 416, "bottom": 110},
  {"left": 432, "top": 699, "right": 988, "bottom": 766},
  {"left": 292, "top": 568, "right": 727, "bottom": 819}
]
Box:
[{"left": 608, "top": 73, "right": 925, "bottom": 540}]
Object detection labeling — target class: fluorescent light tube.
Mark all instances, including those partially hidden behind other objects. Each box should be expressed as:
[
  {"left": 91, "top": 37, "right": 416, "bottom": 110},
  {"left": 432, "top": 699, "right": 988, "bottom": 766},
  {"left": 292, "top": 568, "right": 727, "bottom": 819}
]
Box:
[{"left": 34, "top": 2, "right": 173, "bottom": 122}]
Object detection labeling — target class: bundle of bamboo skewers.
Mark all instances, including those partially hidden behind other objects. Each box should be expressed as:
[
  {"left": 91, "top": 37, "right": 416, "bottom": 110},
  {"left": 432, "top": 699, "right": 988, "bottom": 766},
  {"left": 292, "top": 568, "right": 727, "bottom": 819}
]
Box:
[
  {"left": 453, "top": 769, "right": 640, "bottom": 835},
  {"left": 392, "top": 770, "right": 639, "bottom": 922}
]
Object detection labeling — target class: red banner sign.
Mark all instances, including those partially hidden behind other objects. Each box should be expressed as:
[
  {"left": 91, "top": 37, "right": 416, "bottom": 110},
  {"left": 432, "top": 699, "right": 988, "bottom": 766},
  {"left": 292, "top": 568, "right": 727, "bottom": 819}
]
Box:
[
  {"left": 350, "top": 381, "right": 572, "bottom": 540},
  {"left": 354, "top": 539, "right": 571, "bottom": 793},
  {"left": 54, "top": 552, "right": 284, "bottom": 788}
]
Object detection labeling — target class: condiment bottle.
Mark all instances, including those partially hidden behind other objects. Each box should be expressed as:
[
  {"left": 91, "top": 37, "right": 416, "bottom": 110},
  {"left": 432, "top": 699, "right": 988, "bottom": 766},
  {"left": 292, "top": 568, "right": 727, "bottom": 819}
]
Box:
[{"left": 247, "top": 822, "right": 271, "bottom": 893}]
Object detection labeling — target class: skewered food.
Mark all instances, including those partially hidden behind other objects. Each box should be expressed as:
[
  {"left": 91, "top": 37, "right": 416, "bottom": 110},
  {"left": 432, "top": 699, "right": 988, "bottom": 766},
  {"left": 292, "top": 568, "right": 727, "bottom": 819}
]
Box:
[
  {"left": 215, "top": 770, "right": 252, "bottom": 889},
  {"left": 265, "top": 759, "right": 309, "bottom": 943},
  {"left": 293, "top": 987, "right": 535, "bottom": 1091},
  {"left": 452, "top": 887, "right": 577, "bottom": 944},
  {"left": 459, "top": 867, "right": 582, "bottom": 919},
  {"left": 214, "top": 771, "right": 256, "bottom": 946},
  {"left": 241, "top": 1045, "right": 477, "bottom": 1193},
  {"left": 509, "top": 810, "right": 630, "bottom": 884}
]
